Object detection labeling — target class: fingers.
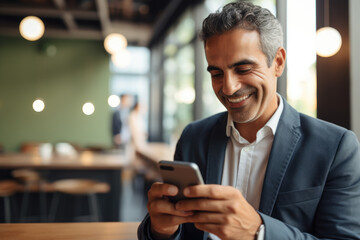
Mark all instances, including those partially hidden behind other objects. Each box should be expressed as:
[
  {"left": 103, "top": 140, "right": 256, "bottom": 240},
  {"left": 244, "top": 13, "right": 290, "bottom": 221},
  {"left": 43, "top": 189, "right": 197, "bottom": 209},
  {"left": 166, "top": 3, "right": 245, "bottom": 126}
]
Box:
[
  {"left": 183, "top": 184, "right": 242, "bottom": 200},
  {"left": 148, "top": 198, "right": 193, "bottom": 217},
  {"left": 147, "top": 182, "right": 178, "bottom": 202},
  {"left": 148, "top": 182, "right": 194, "bottom": 216},
  {"left": 147, "top": 182, "right": 193, "bottom": 238},
  {"left": 176, "top": 198, "right": 243, "bottom": 215}
]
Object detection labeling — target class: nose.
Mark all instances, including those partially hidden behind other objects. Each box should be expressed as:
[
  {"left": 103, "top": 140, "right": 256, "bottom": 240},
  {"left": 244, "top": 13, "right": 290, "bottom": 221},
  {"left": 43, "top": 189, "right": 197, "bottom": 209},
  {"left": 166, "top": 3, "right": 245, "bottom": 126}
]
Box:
[{"left": 222, "top": 72, "right": 241, "bottom": 96}]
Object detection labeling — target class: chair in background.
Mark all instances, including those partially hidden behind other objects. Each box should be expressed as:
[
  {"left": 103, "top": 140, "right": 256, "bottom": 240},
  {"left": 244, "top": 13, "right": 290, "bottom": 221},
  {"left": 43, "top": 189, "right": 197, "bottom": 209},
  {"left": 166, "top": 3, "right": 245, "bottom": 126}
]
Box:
[
  {"left": 0, "top": 180, "right": 22, "bottom": 223},
  {"left": 11, "top": 168, "right": 51, "bottom": 222},
  {"left": 48, "top": 179, "right": 110, "bottom": 222}
]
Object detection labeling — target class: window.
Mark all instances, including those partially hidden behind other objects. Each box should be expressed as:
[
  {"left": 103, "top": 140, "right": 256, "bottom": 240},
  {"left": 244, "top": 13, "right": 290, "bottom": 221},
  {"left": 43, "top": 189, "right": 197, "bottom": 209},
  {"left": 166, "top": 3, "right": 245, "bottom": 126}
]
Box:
[
  {"left": 286, "top": 0, "right": 317, "bottom": 117},
  {"left": 163, "top": 10, "right": 196, "bottom": 143},
  {"left": 110, "top": 46, "right": 150, "bottom": 129}
]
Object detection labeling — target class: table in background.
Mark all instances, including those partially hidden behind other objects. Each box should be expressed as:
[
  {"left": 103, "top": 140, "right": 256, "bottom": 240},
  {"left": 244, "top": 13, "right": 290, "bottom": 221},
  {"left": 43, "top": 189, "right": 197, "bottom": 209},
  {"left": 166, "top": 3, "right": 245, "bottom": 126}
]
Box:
[
  {"left": 135, "top": 142, "right": 175, "bottom": 167},
  {"left": 0, "top": 222, "right": 140, "bottom": 240},
  {"left": 0, "top": 151, "right": 130, "bottom": 222}
]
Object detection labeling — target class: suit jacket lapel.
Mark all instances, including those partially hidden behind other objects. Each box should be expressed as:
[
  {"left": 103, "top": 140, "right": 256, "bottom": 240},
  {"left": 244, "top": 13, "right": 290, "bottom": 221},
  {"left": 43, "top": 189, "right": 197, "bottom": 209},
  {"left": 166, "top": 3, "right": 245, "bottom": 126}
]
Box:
[
  {"left": 206, "top": 113, "right": 229, "bottom": 184},
  {"left": 259, "top": 99, "right": 302, "bottom": 215}
]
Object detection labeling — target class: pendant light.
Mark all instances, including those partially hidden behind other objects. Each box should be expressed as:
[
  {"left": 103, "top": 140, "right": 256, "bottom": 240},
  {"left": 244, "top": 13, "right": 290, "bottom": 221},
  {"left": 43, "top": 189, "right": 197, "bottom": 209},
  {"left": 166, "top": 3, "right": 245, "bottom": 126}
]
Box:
[
  {"left": 104, "top": 33, "right": 127, "bottom": 55},
  {"left": 19, "top": 16, "right": 45, "bottom": 41},
  {"left": 316, "top": 0, "right": 342, "bottom": 57}
]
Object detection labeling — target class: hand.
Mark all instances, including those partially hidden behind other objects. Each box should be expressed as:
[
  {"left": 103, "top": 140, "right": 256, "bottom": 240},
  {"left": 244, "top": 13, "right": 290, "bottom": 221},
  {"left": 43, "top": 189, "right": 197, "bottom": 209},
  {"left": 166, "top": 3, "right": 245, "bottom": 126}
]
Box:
[
  {"left": 147, "top": 182, "right": 194, "bottom": 239},
  {"left": 175, "top": 184, "right": 262, "bottom": 240}
]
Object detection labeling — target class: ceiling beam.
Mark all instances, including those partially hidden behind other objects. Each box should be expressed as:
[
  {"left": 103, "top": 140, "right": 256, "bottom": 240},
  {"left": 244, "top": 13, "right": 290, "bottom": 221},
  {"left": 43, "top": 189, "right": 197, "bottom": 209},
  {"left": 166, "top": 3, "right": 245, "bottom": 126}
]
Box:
[
  {"left": 110, "top": 21, "right": 152, "bottom": 46},
  {"left": 0, "top": 22, "right": 152, "bottom": 46},
  {"left": 0, "top": 27, "right": 103, "bottom": 40},
  {"left": 0, "top": 1, "right": 154, "bottom": 46},
  {"left": 95, "top": 0, "right": 111, "bottom": 36},
  {"left": 52, "top": 0, "right": 78, "bottom": 31},
  {"left": 148, "top": 0, "right": 204, "bottom": 47},
  {"left": 0, "top": 5, "right": 98, "bottom": 20}
]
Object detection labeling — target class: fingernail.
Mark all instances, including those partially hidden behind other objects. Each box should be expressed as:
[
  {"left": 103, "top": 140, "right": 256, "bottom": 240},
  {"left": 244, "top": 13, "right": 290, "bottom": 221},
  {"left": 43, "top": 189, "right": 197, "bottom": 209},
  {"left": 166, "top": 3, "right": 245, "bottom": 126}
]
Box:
[
  {"left": 168, "top": 186, "right": 177, "bottom": 195},
  {"left": 183, "top": 188, "right": 190, "bottom": 196}
]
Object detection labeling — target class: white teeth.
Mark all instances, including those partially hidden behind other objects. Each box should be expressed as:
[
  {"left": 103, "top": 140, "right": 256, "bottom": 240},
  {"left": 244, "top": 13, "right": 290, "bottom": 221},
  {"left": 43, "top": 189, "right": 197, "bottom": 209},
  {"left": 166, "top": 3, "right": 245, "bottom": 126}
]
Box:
[{"left": 228, "top": 94, "right": 251, "bottom": 103}]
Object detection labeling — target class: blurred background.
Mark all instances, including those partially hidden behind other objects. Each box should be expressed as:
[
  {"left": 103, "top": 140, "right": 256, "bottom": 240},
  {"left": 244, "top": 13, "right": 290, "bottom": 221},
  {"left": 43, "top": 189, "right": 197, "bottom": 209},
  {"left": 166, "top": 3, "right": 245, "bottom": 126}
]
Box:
[{"left": 0, "top": 0, "right": 359, "bottom": 224}]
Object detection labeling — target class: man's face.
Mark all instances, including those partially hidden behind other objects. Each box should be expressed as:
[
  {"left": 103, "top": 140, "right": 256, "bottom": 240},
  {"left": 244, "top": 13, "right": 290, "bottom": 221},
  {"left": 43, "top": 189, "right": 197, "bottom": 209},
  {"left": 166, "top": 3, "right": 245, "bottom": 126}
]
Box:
[{"left": 205, "top": 28, "right": 284, "bottom": 126}]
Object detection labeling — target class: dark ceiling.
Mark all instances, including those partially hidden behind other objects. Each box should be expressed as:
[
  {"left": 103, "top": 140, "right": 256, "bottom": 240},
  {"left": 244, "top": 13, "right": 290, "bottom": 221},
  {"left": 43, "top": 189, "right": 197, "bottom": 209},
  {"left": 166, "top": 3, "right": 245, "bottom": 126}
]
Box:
[{"left": 0, "top": 0, "right": 200, "bottom": 46}]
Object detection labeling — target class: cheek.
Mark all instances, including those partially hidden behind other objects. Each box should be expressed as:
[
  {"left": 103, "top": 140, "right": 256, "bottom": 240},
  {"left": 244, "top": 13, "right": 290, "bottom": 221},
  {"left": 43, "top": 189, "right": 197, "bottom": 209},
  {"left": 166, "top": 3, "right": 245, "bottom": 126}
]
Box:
[
  {"left": 211, "top": 80, "right": 221, "bottom": 94},
  {"left": 251, "top": 71, "right": 276, "bottom": 93}
]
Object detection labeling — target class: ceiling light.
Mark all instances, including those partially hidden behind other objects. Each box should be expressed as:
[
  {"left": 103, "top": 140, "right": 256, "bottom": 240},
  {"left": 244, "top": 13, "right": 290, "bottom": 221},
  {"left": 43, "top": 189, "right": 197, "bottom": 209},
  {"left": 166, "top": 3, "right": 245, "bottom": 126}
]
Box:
[
  {"left": 108, "top": 95, "right": 120, "bottom": 107},
  {"left": 316, "top": 27, "right": 342, "bottom": 57},
  {"left": 33, "top": 99, "right": 45, "bottom": 112},
  {"left": 316, "top": 0, "right": 342, "bottom": 57},
  {"left": 104, "top": 33, "right": 127, "bottom": 54},
  {"left": 19, "top": 16, "right": 45, "bottom": 41},
  {"left": 82, "top": 102, "right": 95, "bottom": 115}
]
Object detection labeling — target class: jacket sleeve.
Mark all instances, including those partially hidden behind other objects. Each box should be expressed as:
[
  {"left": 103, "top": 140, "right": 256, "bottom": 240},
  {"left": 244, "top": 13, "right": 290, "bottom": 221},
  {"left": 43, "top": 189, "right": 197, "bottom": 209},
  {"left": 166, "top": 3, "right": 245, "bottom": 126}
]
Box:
[
  {"left": 137, "top": 214, "right": 183, "bottom": 240},
  {"left": 137, "top": 129, "right": 187, "bottom": 240},
  {"left": 262, "top": 130, "right": 360, "bottom": 240}
]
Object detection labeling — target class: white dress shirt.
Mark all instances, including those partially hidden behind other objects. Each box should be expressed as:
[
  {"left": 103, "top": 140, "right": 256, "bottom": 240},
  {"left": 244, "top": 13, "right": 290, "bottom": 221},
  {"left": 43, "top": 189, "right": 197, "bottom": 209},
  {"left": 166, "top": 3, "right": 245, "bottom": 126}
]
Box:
[{"left": 209, "top": 95, "right": 283, "bottom": 240}]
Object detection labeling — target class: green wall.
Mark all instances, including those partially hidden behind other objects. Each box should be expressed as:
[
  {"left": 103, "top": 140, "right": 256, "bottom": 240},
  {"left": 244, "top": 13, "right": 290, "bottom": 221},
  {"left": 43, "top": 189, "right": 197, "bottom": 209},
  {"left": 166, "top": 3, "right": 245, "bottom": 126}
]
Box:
[{"left": 0, "top": 36, "right": 112, "bottom": 152}]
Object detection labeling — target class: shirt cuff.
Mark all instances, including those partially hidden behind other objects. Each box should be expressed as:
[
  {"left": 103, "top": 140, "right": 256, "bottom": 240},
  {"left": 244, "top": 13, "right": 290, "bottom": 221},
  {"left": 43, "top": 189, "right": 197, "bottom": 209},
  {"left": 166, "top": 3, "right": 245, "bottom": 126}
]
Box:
[{"left": 255, "top": 224, "right": 265, "bottom": 240}]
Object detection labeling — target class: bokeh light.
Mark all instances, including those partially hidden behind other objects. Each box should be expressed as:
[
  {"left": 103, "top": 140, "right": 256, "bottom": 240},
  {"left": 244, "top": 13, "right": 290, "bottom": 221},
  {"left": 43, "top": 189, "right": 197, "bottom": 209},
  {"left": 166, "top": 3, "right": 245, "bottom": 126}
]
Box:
[
  {"left": 82, "top": 102, "right": 95, "bottom": 115},
  {"left": 33, "top": 99, "right": 45, "bottom": 112},
  {"left": 19, "top": 16, "right": 45, "bottom": 41},
  {"left": 316, "top": 27, "right": 342, "bottom": 57},
  {"left": 108, "top": 95, "right": 120, "bottom": 107},
  {"left": 104, "top": 33, "right": 127, "bottom": 54}
]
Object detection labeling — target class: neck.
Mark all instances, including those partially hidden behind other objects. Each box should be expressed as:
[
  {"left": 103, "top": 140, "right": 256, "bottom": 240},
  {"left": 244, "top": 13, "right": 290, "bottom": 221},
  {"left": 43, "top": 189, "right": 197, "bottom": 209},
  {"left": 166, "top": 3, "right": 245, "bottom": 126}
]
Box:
[{"left": 235, "top": 121, "right": 264, "bottom": 143}]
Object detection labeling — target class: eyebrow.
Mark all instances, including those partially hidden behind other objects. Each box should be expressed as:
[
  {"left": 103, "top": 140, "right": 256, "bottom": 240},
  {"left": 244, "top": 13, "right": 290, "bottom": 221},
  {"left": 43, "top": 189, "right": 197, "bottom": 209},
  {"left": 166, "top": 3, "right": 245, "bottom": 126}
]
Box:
[
  {"left": 228, "top": 59, "right": 255, "bottom": 68},
  {"left": 207, "top": 59, "right": 256, "bottom": 72}
]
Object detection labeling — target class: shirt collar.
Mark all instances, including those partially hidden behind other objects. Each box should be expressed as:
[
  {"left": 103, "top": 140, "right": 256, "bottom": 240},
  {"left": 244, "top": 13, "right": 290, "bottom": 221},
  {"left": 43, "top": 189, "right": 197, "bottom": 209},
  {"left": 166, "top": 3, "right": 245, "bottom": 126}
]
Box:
[{"left": 226, "top": 94, "right": 284, "bottom": 141}]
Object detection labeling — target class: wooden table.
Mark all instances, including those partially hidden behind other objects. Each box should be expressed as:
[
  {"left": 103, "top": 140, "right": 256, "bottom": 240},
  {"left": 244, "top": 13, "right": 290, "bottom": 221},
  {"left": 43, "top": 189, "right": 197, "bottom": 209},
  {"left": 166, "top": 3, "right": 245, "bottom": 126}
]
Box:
[
  {"left": 0, "top": 222, "right": 140, "bottom": 240},
  {"left": 135, "top": 142, "right": 175, "bottom": 167},
  {"left": 0, "top": 151, "right": 130, "bottom": 170},
  {"left": 0, "top": 151, "right": 130, "bottom": 222}
]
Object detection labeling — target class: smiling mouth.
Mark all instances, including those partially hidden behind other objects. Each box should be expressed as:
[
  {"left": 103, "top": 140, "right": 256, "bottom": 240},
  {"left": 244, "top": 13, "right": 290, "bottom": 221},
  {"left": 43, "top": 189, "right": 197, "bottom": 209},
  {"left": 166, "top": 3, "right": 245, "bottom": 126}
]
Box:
[{"left": 228, "top": 94, "right": 252, "bottom": 103}]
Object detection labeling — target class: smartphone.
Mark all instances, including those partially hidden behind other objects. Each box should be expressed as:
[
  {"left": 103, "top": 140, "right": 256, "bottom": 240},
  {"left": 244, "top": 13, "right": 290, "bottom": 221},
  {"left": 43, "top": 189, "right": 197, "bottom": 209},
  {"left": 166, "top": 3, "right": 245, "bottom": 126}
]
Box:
[{"left": 158, "top": 160, "right": 204, "bottom": 202}]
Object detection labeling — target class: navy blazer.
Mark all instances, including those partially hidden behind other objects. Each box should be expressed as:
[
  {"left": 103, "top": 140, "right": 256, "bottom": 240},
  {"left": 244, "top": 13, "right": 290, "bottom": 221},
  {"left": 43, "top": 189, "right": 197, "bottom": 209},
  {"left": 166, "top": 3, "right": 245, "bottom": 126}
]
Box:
[{"left": 138, "top": 99, "right": 360, "bottom": 239}]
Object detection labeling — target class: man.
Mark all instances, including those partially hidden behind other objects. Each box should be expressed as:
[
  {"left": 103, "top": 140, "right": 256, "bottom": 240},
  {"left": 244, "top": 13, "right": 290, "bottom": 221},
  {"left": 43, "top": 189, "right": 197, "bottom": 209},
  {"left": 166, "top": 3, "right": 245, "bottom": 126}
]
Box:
[
  {"left": 112, "top": 93, "right": 133, "bottom": 148},
  {"left": 138, "top": 1, "right": 360, "bottom": 239}
]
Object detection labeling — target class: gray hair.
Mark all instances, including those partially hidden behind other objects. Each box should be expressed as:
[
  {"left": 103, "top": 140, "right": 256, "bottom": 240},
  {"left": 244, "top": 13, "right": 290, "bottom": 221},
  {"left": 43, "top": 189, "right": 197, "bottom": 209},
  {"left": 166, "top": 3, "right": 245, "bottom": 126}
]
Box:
[{"left": 199, "top": 1, "right": 283, "bottom": 67}]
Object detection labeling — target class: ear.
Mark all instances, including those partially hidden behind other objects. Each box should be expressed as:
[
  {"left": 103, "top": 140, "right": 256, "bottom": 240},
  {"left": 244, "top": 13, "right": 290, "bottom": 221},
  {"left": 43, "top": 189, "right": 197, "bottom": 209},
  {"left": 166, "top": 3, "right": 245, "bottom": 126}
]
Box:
[{"left": 274, "top": 47, "right": 286, "bottom": 77}]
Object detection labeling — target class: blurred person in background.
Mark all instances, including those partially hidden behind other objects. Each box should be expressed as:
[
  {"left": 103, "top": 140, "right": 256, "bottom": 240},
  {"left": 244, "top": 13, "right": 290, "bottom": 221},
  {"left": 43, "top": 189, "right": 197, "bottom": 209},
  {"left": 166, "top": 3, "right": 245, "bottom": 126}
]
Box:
[
  {"left": 112, "top": 93, "right": 134, "bottom": 149},
  {"left": 138, "top": 1, "right": 360, "bottom": 240},
  {"left": 129, "top": 101, "right": 148, "bottom": 150}
]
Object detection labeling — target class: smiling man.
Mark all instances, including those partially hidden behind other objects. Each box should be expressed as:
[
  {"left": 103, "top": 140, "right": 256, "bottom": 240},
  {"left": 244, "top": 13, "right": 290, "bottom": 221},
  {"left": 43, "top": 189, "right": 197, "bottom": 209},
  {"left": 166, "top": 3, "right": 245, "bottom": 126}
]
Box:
[
  {"left": 205, "top": 28, "right": 284, "bottom": 143},
  {"left": 138, "top": 1, "right": 360, "bottom": 240}
]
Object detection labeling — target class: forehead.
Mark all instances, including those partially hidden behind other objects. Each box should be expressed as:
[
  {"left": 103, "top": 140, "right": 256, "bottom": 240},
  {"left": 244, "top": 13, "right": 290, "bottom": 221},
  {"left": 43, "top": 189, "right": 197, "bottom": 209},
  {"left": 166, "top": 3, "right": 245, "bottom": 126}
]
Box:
[{"left": 204, "top": 28, "right": 265, "bottom": 65}]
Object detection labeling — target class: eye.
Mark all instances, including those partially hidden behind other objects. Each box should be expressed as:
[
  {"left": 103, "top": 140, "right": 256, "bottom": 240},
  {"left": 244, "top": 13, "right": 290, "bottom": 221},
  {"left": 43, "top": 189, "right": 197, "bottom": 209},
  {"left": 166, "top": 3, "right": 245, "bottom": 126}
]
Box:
[
  {"left": 235, "top": 66, "right": 252, "bottom": 74},
  {"left": 210, "top": 71, "right": 223, "bottom": 79}
]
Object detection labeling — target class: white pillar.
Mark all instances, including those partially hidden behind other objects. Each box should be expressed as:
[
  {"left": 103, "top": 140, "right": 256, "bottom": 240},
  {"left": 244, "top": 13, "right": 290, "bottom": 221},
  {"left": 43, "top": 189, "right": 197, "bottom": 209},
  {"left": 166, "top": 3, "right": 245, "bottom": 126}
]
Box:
[{"left": 350, "top": 0, "right": 360, "bottom": 140}]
